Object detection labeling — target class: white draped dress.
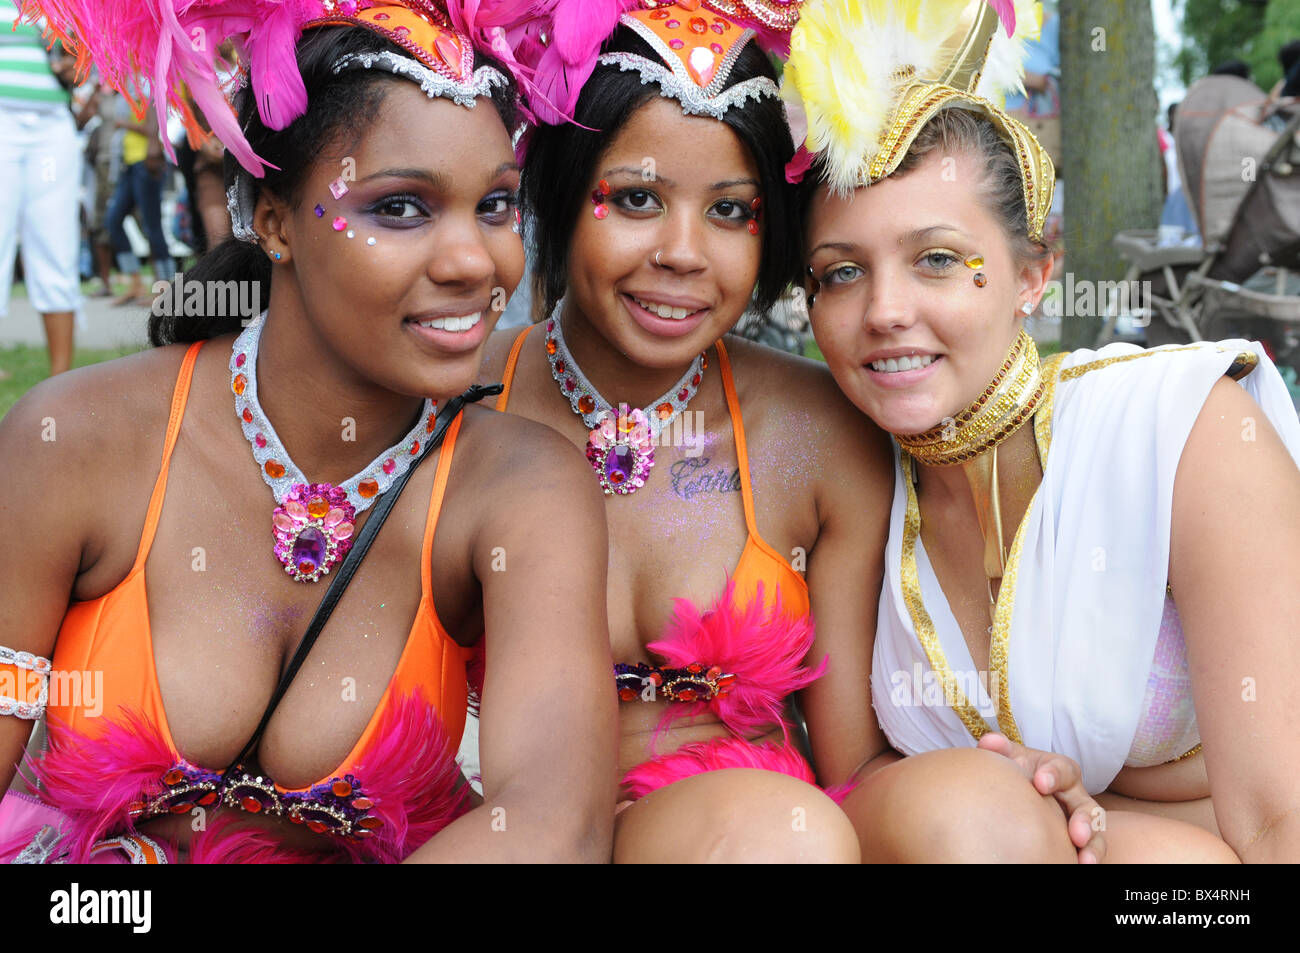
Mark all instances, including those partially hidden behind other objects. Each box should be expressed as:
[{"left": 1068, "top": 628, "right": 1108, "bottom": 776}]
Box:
[{"left": 870, "top": 340, "right": 1300, "bottom": 794}]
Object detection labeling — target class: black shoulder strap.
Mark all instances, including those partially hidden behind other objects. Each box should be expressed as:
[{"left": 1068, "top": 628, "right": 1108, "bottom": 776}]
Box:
[{"left": 221, "top": 382, "right": 502, "bottom": 782}]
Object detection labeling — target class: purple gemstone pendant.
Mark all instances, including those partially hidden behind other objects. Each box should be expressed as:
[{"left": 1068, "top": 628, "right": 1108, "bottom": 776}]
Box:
[
  {"left": 271, "top": 483, "right": 357, "bottom": 582},
  {"left": 585, "top": 405, "right": 655, "bottom": 496}
]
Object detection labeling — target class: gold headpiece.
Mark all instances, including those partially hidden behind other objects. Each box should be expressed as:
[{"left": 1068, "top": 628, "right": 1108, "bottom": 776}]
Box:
[{"left": 783, "top": 0, "right": 1055, "bottom": 242}]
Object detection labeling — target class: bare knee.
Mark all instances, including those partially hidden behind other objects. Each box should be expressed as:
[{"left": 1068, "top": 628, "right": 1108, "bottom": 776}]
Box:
[
  {"left": 847, "top": 747, "right": 1076, "bottom": 863},
  {"left": 615, "top": 769, "right": 860, "bottom": 864}
]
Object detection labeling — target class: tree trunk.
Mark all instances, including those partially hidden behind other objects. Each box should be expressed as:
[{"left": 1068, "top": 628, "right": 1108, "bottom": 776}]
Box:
[{"left": 1059, "top": 0, "right": 1163, "bottom": 349}]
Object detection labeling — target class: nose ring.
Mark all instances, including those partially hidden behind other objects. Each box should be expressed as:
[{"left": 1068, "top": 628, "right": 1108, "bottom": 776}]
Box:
[{"left": 655, "top": 250, "right": 663, "bottom": 267}]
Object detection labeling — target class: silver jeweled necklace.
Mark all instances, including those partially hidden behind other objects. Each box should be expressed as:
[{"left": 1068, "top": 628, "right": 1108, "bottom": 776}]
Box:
[
  {"left": 231, "top": 314, "right": 437, "bottom": 582},
  {"left": 544, "top": 301, "right": 706, "bottom": 496}
]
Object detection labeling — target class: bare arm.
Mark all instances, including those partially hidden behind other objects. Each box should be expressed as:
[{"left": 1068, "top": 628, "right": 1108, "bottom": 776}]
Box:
[
  {"left": 1170, "top": 377, "right": 1300, "bottom": 862},
  {"left": 799, "top": 387, "right": 897, "bottom": 787},
  {"left": 0, "top": 376, "right": 115, "bottom": 794},
  {"left": 404, "top": 425, "right": 616, "bottom": 862}
]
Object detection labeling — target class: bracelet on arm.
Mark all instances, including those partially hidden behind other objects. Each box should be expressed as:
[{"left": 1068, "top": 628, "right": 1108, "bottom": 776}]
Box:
[{"left": 0, "top": 645, "right": 52, "bottom": 720}]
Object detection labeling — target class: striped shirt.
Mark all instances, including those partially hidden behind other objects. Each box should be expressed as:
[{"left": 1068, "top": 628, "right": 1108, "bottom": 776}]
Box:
[{"left": 0, "top": 5, "right": 70, "bottom": 112}]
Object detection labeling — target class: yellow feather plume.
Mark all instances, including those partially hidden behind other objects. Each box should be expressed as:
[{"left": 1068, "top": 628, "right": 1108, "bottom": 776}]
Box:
[{"left": 783, "top": 0, "right": 1035, "bottom": 195}]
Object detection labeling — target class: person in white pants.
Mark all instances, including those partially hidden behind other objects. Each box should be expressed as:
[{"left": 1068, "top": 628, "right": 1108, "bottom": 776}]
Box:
[{"left": 0, "top": 9, "right": 82, "bottom": 379}]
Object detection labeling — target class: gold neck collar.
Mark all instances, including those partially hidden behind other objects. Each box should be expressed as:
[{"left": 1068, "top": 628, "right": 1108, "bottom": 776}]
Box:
[
  {"left": 897, "top": 329, "right": 1044, "bottom": 468},
  {"left": 899, "top": 330, "right": 1045, "bottom": 620}
]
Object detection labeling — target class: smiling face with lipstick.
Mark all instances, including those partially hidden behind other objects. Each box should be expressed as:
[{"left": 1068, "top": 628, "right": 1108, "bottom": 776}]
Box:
[
  {"left": 560, "top": 95, "right": 764, "bottom": 369},
  {"left": 803, "top": 129, "right": 1054, "bottom": 440},
  {"left": 479, "top": 1, "right": 899, "bottom": 864}
]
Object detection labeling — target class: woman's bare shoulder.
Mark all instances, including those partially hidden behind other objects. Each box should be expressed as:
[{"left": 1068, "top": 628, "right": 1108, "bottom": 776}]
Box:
[
  {"left": 722, "top": 335, "right": 893, "bottom": 471},
  {"left": 0, "top": 345, "right": 192, "bottom": 478}
]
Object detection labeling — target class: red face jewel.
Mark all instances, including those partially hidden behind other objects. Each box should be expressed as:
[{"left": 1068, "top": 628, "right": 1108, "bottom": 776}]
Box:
[
  {"left": 747, "top": 219, "right": 759, "bottom": 235},
  {"left": 434, "top": 33, "right": 461, "bottom": 71},
  {"left": 593, "top": 204, "right": 608, "bottom": 219}
]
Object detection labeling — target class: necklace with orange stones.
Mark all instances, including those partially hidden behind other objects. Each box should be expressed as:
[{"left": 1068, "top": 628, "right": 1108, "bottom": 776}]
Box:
[
  {"left": 545, "top": 303, "right": 707, "bottom": 495},
  {"left": 231, "top": 315, "right": 437, "bottom": 581}
]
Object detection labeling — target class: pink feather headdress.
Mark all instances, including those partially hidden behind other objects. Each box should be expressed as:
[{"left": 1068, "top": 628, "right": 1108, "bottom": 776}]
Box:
[
  {"left": 448, "top": 0, "right": 802, "bottom": 127},
  {"left": 17, "top": 0, "right": 520, "bottom": 176}
]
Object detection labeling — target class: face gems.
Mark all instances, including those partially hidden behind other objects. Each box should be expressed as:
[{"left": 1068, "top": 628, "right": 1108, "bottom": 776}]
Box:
[
  {"left": 545, "top": 302, "right": 707, "bottom": 496},
  {"left": 965, "top": 254, "right": 987, "bottom": 287},
  {"left": 747, "top": 196, "right": 761, "bottom": 236},
  {"left": 512, "top": 207, "right": 522, "bottom": 234},
  {"left": 346, "top": 230, "right": 355, "bottom": 239},
  {"left": 367, "top": 237, "right": 377, "bottom": 246},
  {"left": 973, "top": 272, "right": 988, "bottom": 287},
  {"left": 592, "top": 179, "right": 611, "bottom": 220},
  {"left": 231, "top": 315, "right": 436, "bottom": 582},
  {"left": 329, "top": 177, "right": 350, "bottom": 200},
  {"left": 332, "top": 216, "right": 347, "bottom": 231},
  {"left": 314, "top": 204, "right": 325, "bottom": 218}
]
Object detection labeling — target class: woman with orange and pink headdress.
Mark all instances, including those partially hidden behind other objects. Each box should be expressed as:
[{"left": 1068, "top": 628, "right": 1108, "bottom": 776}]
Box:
[{"left": 0, "top": 0, "right": 615, "bottom": 864}]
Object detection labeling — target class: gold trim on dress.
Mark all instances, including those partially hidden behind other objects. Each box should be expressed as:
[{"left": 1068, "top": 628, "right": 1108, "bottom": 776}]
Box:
[{"left": 896, "top": 350, "right": 1065, "bottom": 745}]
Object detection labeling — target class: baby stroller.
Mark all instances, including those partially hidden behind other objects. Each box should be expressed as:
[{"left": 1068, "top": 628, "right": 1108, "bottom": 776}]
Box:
[{"left": 1097, "top": 75, "right": 1300, "bottom": 398}]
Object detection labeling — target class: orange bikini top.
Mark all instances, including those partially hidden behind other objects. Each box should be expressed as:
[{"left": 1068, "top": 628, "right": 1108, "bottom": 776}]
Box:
[
  {"left": 495, "top": 325, "right": 809, "bottom": 619},
  {"left": 46, "top": 341, "right": 473, "bottom": 837}
]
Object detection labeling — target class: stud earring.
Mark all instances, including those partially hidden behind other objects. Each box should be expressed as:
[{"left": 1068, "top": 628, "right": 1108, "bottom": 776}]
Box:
[
  {"left": 1021, "top": 302, "right": 1033, "bottom": 315},
  {"left": 272, "top": 251, "right": 282, "bottom": 260},
  {"left": 591, "top": 179, "right": 610, "bottom": 220},
  {"left": 746, "top": 196, "right": 761, "bottom": 236}
]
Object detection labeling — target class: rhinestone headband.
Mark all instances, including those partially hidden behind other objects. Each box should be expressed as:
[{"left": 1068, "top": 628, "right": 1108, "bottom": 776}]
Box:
[
  {"left": 597, "top": 51, "right": 780, "bottom": 119},
  {"left": 331, "top": 49, "right": 508, "bottom": 107},
  {"left": 228, "top": 49, "right": 508, "bottom": 243},
  {"left": 598, "top": 6, "right": 780, "bottom": 119}
]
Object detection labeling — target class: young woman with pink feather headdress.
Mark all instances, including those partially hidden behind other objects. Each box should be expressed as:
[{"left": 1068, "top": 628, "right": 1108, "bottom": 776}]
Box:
[
  {"left": 454, "top": 0, "right": 902, "bottom": 864},
  {"left": 790, "top": 0, "right": 1300, "bottom": 861},
  {"left": 0, "top": 0, "right": 617, "bottom": 863}
]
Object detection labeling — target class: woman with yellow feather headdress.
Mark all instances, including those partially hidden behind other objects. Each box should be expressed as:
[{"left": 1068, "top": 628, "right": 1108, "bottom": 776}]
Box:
[{"left": 788, "top": 0, "right": 1300, "bottom": 861}]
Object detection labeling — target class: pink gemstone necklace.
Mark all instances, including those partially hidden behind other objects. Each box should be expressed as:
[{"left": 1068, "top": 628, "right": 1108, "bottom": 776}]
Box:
[
  {"left": 545, "top": 302, "right": 706, "bottom": 496},
  {"left": 231, "top": 315, "right": 437, "bottom": 582}
]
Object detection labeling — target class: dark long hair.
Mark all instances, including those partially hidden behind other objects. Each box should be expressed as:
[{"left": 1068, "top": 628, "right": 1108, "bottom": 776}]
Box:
[
  {"left": 521, "top": 30, "right": 798, "bottom": 321},
  {"left": 150, "top": 26, "right": 517, "bottom": 346}
]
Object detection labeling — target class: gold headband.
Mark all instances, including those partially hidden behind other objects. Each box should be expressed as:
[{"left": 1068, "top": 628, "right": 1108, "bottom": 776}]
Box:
[{"left": 784, "top": 0, "right": 1055, "bottom": 242}]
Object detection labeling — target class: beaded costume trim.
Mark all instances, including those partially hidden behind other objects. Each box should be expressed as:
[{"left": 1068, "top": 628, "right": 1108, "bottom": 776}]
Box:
[{"left": 615, "top": 662, "right": 737, "bottom": 702}]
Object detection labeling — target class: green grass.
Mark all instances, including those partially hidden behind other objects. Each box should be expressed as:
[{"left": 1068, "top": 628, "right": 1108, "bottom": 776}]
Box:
[{"left": 0, "top": 344, "right": 143, "bottom": 419}]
